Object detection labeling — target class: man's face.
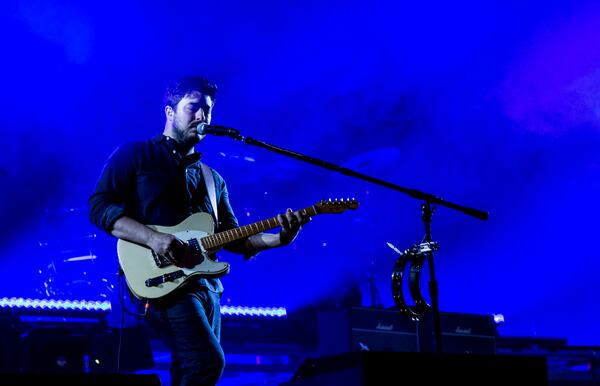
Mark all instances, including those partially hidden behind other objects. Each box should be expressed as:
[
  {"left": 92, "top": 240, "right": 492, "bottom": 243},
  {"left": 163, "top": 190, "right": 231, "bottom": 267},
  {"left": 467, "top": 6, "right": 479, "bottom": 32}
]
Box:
[{"left": 169, "top": 91, "right": 214, "bottom": 144}]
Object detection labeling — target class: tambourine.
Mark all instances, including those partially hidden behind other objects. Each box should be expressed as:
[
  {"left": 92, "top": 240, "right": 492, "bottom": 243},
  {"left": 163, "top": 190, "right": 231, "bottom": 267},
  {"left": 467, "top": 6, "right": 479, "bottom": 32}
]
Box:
[{"left": 391, "top": 242, "right": 439, "bottom": 319}]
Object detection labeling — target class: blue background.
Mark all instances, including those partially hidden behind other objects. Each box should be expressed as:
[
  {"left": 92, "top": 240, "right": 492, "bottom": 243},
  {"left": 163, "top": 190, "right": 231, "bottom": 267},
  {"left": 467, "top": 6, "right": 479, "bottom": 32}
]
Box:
[{"left": 1, "top": 0, "right": 599, "bottom": 346}]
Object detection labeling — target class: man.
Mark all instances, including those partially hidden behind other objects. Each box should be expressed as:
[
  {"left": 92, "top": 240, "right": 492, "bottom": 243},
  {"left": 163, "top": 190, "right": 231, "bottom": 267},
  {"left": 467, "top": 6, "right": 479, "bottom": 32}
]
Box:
[{"left": 88, "top": 75, "right": 309, "bottom": 385}]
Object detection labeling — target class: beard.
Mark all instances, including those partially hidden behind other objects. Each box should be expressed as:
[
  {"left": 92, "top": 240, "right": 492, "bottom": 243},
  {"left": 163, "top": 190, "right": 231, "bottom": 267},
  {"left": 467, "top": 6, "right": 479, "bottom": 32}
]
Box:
[{"left": 172, "top": 119, "right": 200, "bottom": 146}]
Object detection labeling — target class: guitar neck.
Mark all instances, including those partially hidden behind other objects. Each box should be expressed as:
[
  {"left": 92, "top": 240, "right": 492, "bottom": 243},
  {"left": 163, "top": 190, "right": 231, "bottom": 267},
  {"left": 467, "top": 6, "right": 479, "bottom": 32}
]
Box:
[{"left": 200, "top": 205, "right": 318, "bottom": 250}]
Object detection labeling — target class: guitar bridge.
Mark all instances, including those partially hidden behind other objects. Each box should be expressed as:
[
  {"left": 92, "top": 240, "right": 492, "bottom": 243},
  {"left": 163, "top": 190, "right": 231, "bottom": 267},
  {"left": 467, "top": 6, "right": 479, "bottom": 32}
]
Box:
[
  {"left": 145, "top": 270, "right": 186, "bottom": 287},
  {"left": 151, "top": 250, "right": 173, "bottom": 268}
]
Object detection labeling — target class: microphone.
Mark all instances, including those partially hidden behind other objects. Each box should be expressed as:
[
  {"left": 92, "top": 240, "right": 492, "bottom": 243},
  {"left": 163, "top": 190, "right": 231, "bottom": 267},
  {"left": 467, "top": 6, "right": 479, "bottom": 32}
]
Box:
[{"left": 196, "top": 123, "right": 240, "bottom": 137}]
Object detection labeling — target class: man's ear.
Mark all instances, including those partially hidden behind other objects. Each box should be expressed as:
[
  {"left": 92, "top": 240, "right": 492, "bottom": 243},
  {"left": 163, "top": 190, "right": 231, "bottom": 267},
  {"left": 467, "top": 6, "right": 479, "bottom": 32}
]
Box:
[{"left": 165, "top": 105, "right": 174, "bottom": 120}]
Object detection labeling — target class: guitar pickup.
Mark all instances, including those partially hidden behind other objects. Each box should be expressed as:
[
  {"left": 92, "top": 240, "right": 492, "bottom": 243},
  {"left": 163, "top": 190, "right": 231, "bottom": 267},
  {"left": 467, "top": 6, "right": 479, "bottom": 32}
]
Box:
[{"left": 145, "top": 270, "right": 186, "bottom": 287}]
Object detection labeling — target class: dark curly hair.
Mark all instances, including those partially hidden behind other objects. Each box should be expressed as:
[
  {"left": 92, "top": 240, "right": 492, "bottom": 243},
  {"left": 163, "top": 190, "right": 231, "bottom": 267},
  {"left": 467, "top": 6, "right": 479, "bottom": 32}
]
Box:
[{"left": 163, "top": 76, "right": 218, "bottom": 108}]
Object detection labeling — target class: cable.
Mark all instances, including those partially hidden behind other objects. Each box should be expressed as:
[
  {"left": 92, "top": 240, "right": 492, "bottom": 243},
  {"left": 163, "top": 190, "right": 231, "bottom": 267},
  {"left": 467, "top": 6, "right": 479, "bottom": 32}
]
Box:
[
  {"left": 115, "top": 269, "right": 150, "bottom": 374},
  {"left": 118, "top": 270, "right": 149, "bottom": 318}
]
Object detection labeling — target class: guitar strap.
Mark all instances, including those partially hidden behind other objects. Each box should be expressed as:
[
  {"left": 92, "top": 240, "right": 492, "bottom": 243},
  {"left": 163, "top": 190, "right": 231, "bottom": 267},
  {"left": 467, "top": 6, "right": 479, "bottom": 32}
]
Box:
[{"left": 200, "top": 161, "right": 219, "bottom": 225}]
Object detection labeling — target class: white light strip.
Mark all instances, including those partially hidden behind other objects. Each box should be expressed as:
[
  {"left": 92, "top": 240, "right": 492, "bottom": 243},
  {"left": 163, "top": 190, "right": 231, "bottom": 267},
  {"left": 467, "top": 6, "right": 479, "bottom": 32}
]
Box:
[
  {"left": 221, "top": 305, "right": 287, "bottom": 318},
  {"left": 0, "top": 298, "right": 285, "bottom": 318},
  {"left": 0, "top": 297, "right": 112, "bottom": 313}
]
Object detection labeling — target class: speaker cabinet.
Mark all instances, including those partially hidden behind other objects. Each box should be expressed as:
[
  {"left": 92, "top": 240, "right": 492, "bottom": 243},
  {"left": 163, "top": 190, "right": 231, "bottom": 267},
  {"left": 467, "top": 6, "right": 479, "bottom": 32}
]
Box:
[
  {"left": 318, "top": 307, "right": 419, "bottom": 355},
  {"left": 19, "top": 327, "right": 89, "bottom": 373},
  {"left": 419, "top": 311, "right": 497, "bottom": 355},
  {"left": 0, "top": 325, "right": 20, "bottom": 372},
  {"left": 16, "top": 324, "right": 155, "bottom": 375},
  {"left": 87, "top": 325, "right": 155, "bottom": 373},
  {"left": 281, "top": 351, "right": 548, "bottom": 386}
]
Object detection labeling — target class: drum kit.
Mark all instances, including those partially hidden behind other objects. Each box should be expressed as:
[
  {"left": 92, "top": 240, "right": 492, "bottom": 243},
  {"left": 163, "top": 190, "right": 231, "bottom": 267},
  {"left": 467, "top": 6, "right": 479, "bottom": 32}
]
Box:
[{"left": 34, "top": 207, "right": 115, "bottom": 301}]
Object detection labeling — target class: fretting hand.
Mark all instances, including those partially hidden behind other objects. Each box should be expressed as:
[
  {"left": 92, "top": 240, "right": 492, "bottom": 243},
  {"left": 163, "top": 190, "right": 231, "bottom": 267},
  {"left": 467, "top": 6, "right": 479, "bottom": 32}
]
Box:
[{"left": 277, "top": 208, "right": 312, "bottom": 246}]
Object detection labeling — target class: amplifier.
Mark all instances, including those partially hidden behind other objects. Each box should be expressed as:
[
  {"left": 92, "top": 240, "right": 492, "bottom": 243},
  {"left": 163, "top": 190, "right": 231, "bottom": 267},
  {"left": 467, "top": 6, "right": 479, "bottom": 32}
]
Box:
[
  {"left": 419, "top": 311, "right": 497, "bottom": 355},
  {"left": 317, "top": 307, "right": 419, "bottom": 355},
  {"left": 222, "top": 312, "right": 318, "bottom": 350},
  {"left": 19, "top": 327, "right": 89, "bottom": 373}
]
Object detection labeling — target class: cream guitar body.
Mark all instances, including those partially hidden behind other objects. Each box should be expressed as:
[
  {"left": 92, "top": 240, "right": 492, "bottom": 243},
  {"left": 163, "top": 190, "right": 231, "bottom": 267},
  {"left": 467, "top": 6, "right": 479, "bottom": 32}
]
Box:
[{"left": 117, "top": 212, "right": 228, "bottom": 300}]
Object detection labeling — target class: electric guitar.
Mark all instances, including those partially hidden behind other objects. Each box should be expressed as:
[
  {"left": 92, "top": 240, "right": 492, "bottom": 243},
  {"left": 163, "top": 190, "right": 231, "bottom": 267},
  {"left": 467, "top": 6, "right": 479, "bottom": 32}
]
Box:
[{"left": 117, "top": 198, "right": 359, "bottom": 300}]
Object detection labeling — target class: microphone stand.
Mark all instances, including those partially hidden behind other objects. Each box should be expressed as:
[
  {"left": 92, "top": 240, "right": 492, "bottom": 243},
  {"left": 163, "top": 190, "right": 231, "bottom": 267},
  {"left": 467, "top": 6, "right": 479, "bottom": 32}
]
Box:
[{"left": 225, "top": 131, "right": 489, "bottom": 353}]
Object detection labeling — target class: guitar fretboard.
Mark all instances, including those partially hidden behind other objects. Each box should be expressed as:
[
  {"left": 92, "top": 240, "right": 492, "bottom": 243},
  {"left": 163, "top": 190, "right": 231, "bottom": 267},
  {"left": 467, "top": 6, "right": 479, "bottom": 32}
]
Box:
[{"left": 200, "top": 205, "right": 318, "bottom": 250}]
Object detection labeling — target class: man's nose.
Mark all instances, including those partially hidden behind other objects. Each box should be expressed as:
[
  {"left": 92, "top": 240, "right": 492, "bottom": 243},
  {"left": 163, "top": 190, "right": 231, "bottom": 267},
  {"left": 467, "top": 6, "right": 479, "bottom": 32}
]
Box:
[{"left": 195, "top": 108, "right": 208, "bottom": 121}]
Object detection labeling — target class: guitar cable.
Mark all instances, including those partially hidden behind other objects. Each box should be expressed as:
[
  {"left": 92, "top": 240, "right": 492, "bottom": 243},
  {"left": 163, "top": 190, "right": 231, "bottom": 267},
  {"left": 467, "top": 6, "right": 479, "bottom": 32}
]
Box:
[
  {"left": 117, "top": 269, "right": 149, "bottom": 317},
  {"left": 115, "top": 269, "right": 150, "bottom": 374}
]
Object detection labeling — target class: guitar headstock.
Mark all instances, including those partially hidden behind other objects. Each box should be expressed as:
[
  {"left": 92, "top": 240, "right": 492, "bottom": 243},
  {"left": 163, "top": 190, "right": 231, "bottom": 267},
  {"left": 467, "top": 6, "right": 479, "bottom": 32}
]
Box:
[{"left": 315, "top": 198, "right": 359, "bottom": 214}]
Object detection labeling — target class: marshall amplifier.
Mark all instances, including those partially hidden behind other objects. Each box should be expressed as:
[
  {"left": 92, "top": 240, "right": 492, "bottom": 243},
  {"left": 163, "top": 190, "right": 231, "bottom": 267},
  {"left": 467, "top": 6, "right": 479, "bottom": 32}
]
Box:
[
  {"left": 317, "top": 307, "right": 419, "bottom": 355},
  {"left": 419, "top": 311, "right": 497, "bottom": 355}
]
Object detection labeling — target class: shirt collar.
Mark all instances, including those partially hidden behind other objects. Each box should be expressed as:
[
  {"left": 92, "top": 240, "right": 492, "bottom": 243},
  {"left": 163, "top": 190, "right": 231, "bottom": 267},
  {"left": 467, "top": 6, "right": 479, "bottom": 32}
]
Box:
[{"left": 154, "top": 134, "right": 202, "bottom": 164}]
